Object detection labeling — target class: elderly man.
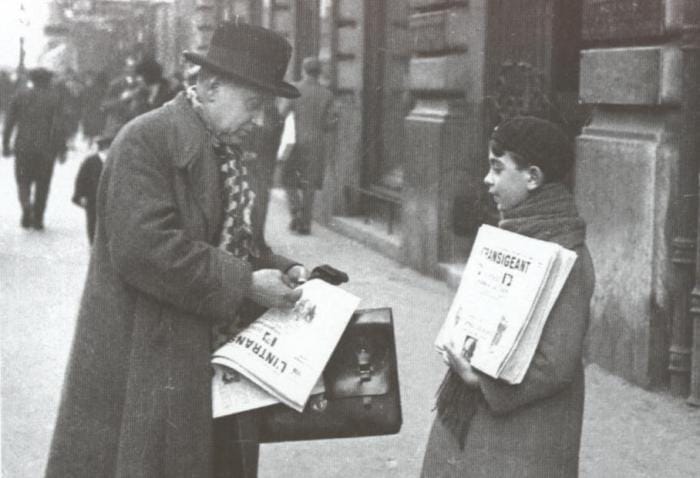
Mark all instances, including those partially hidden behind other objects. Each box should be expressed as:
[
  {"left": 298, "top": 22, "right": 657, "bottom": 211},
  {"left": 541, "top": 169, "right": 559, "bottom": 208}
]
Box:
[{"left": 45, "top": 22, "right": 306, "bottom": 478}]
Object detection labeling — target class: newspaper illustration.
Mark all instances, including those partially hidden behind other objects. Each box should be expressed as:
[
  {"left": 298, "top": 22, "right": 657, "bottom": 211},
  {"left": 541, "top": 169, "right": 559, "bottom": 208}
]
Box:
[
  {"left": 435, "top": 224, "right": 577, "bottom": 383},
  {"left": 212, "top": 279, "right": 360, "bottom": 414}
]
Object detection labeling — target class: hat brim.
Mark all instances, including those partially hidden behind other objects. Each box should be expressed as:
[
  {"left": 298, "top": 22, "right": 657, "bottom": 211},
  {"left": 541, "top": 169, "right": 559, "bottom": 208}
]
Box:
[{"left": 183, "top": 51, "right": 300, "bottom": 99}]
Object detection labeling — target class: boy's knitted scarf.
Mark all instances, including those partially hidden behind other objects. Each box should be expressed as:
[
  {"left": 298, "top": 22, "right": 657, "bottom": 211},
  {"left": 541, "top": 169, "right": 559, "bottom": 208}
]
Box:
[{"left": 435, "top": 182, "right": 586, "bottom": 448}]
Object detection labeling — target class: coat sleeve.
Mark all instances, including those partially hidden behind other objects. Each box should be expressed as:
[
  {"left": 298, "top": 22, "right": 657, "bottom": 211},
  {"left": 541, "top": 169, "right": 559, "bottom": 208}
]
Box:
[
  {"left": 2, "top": 94, "right": 19, "bottom": 151},
  {"left": 477, "top": 250, "right": 593, "bottom": 415},
  {"left": 102, "top": 122, "right": 252, "bottom": 324}
]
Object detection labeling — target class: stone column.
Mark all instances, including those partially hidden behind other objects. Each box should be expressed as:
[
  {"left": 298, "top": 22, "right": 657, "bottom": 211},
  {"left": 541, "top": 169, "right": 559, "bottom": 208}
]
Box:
[
  {"left": 685, "top": 0, "right": 700, "bottom": 406},
  {"left": 577, "top": 0, "right": 683, "bottom": 387},
  {"left": 403, "top": 0, "right": 486, "bottom": 275},
  {"left": 321, "top": 0, "right": 364, "bottom": 218}
]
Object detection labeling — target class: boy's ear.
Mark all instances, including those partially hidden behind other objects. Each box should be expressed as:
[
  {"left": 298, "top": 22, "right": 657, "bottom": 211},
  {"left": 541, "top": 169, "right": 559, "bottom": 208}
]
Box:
[
  {"left": 200, "top": 77, "right": 220, "bottom": 103},
  {"left": 526, "top": 165, "right": 545, "bottom": 190}
]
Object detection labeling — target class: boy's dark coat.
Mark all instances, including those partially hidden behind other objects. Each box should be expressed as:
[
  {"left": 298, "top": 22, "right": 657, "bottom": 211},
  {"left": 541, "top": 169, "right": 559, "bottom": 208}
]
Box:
[
  {"left": 422, "top": 245, "right": 595, "bottom": 478},
  {"left": 72, "top": 153, "right": 103, "bottom": 242},
  {"left": 45, "top": 93, "right": 294, "bottom": 478}
]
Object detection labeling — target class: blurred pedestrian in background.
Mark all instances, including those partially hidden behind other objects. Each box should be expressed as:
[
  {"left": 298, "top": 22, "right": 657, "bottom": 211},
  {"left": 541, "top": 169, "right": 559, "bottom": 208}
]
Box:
[
  {"left": 3, "top": 67, "right": 67, "bottom": 230},
  {"left": 100, "top": 56, "right": 138, "bottom": 137},
  {"left": 279, "top": 56, "right": 337, "bottom": 235},
  {"left": 56, "top": 67, "right": 85, "bottom": 148},
  {"left": 80, "top": 70, "right": 109, "bottom": 145},
  {"left": 131, "top": 57, "right": 176, "bottom": 115},
  {"left": 0, "top": 70, "right": 14, "bottom": 113}
]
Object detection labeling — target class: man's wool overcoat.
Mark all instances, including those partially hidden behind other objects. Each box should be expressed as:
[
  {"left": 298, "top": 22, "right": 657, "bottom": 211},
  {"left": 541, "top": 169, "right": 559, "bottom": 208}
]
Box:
[{"left": 45, "top": 93, "right": 294, "bottom": 478}]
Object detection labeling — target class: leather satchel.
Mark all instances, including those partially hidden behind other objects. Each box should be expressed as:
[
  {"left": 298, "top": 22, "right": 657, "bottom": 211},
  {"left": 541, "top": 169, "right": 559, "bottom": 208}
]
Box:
[{"left": 258, "top": 307, "right": 402, "bottom": 442}]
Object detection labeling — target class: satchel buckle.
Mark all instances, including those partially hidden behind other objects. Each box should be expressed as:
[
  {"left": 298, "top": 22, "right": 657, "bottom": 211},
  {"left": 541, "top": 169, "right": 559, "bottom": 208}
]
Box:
[
  {"left": 357, "top": 346, "right": 372, "bottom": 382},
  {"left": 310, "top": 393, "right": 328, "bottom": 412}
]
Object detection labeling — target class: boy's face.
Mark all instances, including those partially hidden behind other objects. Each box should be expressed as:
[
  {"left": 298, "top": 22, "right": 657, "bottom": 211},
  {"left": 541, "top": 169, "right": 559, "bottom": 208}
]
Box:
[{"left": 484, "top": 143, "right": 536, "bottom": 211}]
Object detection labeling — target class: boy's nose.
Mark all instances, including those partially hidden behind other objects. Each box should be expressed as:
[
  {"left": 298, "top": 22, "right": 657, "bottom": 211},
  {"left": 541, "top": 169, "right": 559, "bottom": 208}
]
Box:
[
  {"left": 483, "top": 172, "right": 493, "bottom": 186},
  {"left": 251, "top": 110, "right": 265, "bottom": 127}
]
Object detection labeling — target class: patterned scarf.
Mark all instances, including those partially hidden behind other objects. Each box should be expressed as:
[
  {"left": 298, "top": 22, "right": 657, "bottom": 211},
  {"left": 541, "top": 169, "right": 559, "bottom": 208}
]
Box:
[
  {"left": 185, "top": 87, "right": 260, "bottom": 349},
  {"left": 436, "top": 182, "right": 586, "bottom": 448},
  {"left": 185, "top": 86, "right": 258, "bottom": 259}
]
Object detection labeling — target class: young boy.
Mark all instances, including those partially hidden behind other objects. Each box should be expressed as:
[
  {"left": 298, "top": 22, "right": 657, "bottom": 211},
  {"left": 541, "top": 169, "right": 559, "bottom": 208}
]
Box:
[
  {"left": 422, "top": 116, "right": 595, "bottom": 478},
  {"left": 72, "top": 135, "right": 110, "bottom": 243}
]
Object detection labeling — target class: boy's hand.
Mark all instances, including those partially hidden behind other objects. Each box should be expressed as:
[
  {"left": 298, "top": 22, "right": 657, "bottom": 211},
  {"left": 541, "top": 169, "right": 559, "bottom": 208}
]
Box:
[
  {"left": 444, "top": 340, "right": 480, "bottom": 388},
  {"left": 248, "top": 269, "right": 302, "bottom": 309}
]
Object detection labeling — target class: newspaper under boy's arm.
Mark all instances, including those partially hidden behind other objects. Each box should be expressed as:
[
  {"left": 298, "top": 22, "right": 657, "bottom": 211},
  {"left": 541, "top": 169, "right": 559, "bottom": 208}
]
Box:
[{"left": 477, "top": 253, "right": 593, "bottom": 415}]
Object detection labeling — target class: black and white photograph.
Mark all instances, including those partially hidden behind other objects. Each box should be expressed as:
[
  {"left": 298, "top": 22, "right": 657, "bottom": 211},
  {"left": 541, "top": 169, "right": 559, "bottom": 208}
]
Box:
[{"left": 1, "top": 1, "right": 699, "bottom": 477}]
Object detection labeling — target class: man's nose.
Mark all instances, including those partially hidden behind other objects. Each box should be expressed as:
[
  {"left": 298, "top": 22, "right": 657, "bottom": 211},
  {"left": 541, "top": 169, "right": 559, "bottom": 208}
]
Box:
[{"left": 484, "top": 171, "right": 493, "bottom": 186}]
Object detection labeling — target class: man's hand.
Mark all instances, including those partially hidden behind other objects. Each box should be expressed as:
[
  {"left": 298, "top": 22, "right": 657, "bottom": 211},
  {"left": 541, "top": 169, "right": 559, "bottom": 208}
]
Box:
[
  {"left": 444, "top": 340, "right": 481, "bottom": 388},
  {"left": 248, "top": 269, "right": 302, "bottom": 309},
  {"left": 283, "top": 264, "right": 309, "bottom": 288}
]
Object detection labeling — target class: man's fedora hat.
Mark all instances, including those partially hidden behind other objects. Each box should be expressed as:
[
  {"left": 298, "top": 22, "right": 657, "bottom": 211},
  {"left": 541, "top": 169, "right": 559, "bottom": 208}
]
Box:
[{"left": 183, "top": 20, "right": 300, "bottom": 99}]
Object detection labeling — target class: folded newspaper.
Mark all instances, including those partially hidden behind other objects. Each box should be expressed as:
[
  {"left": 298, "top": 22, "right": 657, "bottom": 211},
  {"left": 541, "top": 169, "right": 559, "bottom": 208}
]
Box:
[
  {"left": 435, "top": 224, "right": 577, "bottom": 384},
  {"left": 212, "top": 279, "right": 360, "bottom": 417}
]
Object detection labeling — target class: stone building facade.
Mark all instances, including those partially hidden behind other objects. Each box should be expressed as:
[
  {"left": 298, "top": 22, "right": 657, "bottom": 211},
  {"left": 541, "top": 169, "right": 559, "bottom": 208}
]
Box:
[
  {"left": 267, "top": 0, "right": 700, "bottom": 399},
  {"left": 48, "top": 0, "right": 700, "bottom": 397}
]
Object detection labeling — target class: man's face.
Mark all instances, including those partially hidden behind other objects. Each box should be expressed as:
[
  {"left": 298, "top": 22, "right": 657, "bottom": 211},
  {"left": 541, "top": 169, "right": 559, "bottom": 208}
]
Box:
[
  {"left": 483, "top": 141, "right": 532, "bottom": 212},
  {"left": 202, "top": 80, "right": 268, "bottom": 138}
]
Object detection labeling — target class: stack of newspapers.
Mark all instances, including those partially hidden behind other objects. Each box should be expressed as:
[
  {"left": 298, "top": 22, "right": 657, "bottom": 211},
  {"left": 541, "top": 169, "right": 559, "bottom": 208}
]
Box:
[
  {"left": 211, "top": 279, "right": 360, "bottom": 417},
  {"left": 435, "top": 224, "right": 577, "bottom": 384}
]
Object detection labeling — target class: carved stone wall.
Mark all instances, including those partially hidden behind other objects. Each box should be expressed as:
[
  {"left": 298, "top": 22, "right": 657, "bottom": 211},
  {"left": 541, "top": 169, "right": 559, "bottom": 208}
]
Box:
[
  {"left": 402, "top": 0, "right": 482, "bottom": 275},
  {"left": 576, "top": 0, "right": 684, "bottom": 387}
]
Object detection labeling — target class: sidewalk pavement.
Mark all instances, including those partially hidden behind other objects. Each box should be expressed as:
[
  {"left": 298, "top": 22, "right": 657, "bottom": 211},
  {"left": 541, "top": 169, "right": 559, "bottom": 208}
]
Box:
[{"left": 0, "top": 146, "right": 698, "bottom": 477}]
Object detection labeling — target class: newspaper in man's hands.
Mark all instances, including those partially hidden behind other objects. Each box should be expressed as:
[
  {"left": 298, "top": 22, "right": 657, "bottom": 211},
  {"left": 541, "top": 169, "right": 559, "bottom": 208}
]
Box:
[
  {"left": 435, "top": 225, "right": 577, "bottom": 384},
  {"left": 212, "top": 279, "right": 360, "bottom": 416}
]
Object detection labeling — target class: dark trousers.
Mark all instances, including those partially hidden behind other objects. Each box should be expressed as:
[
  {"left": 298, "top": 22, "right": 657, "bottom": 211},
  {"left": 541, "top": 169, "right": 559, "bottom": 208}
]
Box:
[
  {"left": 282, "top": 158, "right": 316, "bottom": 230},
  {"left": 285, "top": 182, "right": 315, "bottom": 230},
  {"left": 15, "top": 151, "right": 56, "bottom": 224},
  {"left": 213, "top": 413, "right": 260, "bottom": 478}
]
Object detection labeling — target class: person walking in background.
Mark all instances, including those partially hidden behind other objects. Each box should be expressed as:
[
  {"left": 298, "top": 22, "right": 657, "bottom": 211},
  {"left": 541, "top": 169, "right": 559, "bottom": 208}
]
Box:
[
  {"left": 3, "top": 67, "right": 66, "bottom": 230},
  {"left": 80, "top": 70, "right": 109, "bottom": 145},
  {"left": 131, "top": 57, "right": 176, "bottom": 116},
  {"left": 56, "top": 67, "right": 85, "bottom": 148},
  {"left": 99, "top": 56, "right": 138, "bottom": 137},
  {"left": 280, "top": 56, "right": 337, "bottom": 235},
  {"left": 421, "top": 117, "right": 595, "bottom": 477},
  {"left": 71, "top": 133, "right": 111, "bottom": 243},
  {"left": 44, "top": 21, "right": 308, "bottom": 478}
]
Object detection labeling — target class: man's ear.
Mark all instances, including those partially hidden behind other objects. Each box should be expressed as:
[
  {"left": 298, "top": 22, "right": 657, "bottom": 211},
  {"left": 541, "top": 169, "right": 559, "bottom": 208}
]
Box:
[{"left": 526, "top": 165, "right": 545, "bottom": 190}]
